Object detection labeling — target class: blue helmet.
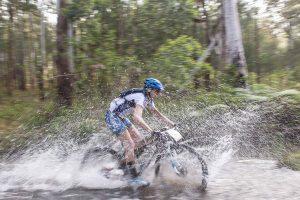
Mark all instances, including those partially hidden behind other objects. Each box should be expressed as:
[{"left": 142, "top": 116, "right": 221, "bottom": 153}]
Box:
[{"left": 144, "top": 78, "right": 164, "bottom": 91}]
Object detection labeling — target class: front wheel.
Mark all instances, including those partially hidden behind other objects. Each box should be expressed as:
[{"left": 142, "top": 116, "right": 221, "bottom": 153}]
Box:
[{"left": 175, "top": 144, "right": 208, "bottom": 191}]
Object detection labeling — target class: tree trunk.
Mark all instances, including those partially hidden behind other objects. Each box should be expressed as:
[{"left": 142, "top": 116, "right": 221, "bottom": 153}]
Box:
[
  {"left": 286, "top": 21, "right": 294, "bottom": 50},
  {"left": 56, "top": 0, "right": 73, "bottom": 106},
  {"left": 6, "top": 1, "right": 16, "bottom": 95},
  {"left": 127, "top": 0, "right": 138, "bottom": 55},
  {"left": 194, "top": 0, "right": 211, "bottom": 91},
  {"left": 68, "top": 21, "right": 74, "bottom": 73},
  {"left": 204, "top": 73, "right": 210, "bottom": 91},
  {"left": 16, "top": 11, "right": 26, "bottom": 91},
  {"left": 16, "top": 53, "right": 26, "bottom": 90},
  {"left": 0, "top": 0, "right": 4, "bottom": 89},
  {"left": 202, "top": 0, "right": 211, "bottom": 90},
  {"left": 222, "top": 0, "right": 247, "bottom": 87},
  {"left": 39, "top": 3, "right": 46, "bottom": 100},
  {"left": 199, "top": 0, "right": 210, "bottom": 46},
  {"left": 254, "top": 14, "right": 260, "bottom": 83},
  {"left": 219, "top": 9, "right": 226, "bottom": 72},
  {"left": 115, "top": 0, "right": 125, "bottom": 55},
  {"left": 28, "top": 13, "right": 36, "bottom": 90}
]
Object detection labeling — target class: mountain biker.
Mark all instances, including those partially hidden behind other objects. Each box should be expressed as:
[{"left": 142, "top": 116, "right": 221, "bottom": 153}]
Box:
[{"left": 105, "top": 78, "right": 175, "bottom": 182}]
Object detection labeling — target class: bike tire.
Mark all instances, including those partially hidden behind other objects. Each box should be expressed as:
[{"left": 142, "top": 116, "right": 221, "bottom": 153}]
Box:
[
  {"left": 80, "top": 146, "right": 122, "bottom": 169},
  {"left": 176, "top": 144, "right": 208, "bottom": 191}
]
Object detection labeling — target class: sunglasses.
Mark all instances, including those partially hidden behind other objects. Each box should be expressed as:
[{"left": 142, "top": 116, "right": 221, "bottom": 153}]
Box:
[{"left": 153, "top": 90, "right": 161, "bottom": 95}]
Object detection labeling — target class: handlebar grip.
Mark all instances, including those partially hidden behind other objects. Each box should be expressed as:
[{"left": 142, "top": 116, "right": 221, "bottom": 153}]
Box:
[
  {"left": 160, "top": 127, "right": 168, "bottom": 132},
  {"left": 151, "top": 131, "right": 161, "bottom": 135}
]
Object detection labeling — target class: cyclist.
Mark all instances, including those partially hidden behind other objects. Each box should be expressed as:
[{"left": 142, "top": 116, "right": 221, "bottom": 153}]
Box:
[{"left": 105, "top": 78, "right": 175, "bottom": 184}]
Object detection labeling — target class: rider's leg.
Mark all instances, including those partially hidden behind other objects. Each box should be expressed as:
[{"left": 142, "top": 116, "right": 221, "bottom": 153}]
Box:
[
  {"left": 121, "top": 117, "right": 144, "bottom": 149},
  {"left": 118, "top": 129, "right": 135, "bottom": 163},
  {"left": 127, "top": 125, "right": 144, "bottom": 147},
  {"left": 118, "top": 129, "right": 139, "bottom": 178},
  {"left": 105, "top": 112, "right": 139, "bottom": 178}
]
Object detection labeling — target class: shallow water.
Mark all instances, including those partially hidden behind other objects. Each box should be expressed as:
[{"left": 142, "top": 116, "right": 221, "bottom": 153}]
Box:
[{"left": 1, "top": 159, "right": 299, "bottom": 200}]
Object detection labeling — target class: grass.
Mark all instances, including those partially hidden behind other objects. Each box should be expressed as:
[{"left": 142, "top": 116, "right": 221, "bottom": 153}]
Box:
[
  {"left": 0, "top": 91, "right": 43, "bottom": 134},
  {"left": 282, "top": 150, "right": 300, "bottom": 171},
  {"left": 0, "top": 90, "right": 46, "bottom": 155}
]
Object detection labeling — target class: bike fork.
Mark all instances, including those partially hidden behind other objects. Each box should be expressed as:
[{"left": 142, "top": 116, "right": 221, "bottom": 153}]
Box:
[
  {"left": 170, "top": 159, "right": 187, "bottom": 177},
  {"left": 154, "top": 155, "right": 162, "bottom": 177},
  {"left": 167, "top": 143, "right": 187, "bottom": 177}
]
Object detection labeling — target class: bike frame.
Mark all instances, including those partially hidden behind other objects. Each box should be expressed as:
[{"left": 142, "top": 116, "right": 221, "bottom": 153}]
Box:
[
  {"left": 136, "top": 130, "right": 208, "bottom": 179},
  {"left": 81, "top": 129, "right": 208, "bottom": 190}
]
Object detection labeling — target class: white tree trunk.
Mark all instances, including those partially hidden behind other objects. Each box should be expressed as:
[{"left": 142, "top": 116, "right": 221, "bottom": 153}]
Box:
[
  {"left": 68, "top": 22, "right": 74, "bottom": 73},
  {"left": 40, "top": 1, "right": 46, "bottom": 69},
  {"left": 198, "top": 35, "right": 217, "bottom": 63},
  {"left": 223, "top": 0, "right": 247, "bottom": 85},
  {"left": 28, "top": 13, "right": 36, "bottom": 89},
  {"left": 39, "top": 0, "right": 46, "bottom": 100}
]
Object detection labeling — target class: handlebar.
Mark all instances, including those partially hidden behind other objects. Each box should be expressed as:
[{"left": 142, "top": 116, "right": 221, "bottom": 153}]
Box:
[
  {"left": 152, "top": 126, "right": 176, "bottom": 135},
  {"left": 140, "top": 127, "right": 182, "bottom": 150},
  {"left": 151, "top": 127, "right": 178, "bottom": 139},
  {"left": 151, "top": 128, "right": 168, "bottom": 136}
]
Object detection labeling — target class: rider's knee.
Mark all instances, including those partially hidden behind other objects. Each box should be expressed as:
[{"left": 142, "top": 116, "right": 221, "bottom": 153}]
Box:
[
  {"left": 129, "top": 139, "right": 135, "bottom": 150},
  {"left": 124, "top": 139, "right": 135, "bottom": 152},
  {"left": 128, "top": 128, "right": 143, "bottom": 144}
]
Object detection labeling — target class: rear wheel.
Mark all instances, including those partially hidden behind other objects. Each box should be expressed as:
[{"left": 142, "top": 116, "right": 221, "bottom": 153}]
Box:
[
  {"left": 80, "top": 144, "right": 156, "bottom": 178},
  {"left": 80, "top": 146, "right": 122, "bottom": 170}
]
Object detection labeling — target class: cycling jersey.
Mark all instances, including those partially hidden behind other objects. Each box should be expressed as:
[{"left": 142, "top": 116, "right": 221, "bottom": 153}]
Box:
[
  {"left": 105, "top": 90, "right": 155, "bottom": 135},
  {"left": 109, "top": 92, "right": 155, "bottom": 117}
]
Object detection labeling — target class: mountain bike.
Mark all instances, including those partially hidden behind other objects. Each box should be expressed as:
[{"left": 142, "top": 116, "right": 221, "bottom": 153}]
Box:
[{"left": 80, "top": 128, "right": 208, "bottom": 190}]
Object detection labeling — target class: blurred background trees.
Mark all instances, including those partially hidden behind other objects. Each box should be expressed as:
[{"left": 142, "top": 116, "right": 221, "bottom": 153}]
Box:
[{"left": 0, "top": 0, "right": 299, "bottom": 106}]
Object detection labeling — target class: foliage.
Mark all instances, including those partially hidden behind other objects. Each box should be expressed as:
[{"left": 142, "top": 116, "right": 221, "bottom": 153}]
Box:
[
  {"left": 134, "top": 0, "right": 196, "bottom": 59},
  {"left": 0, "top": 0, "right": 299, "bottom": 99},
  {"left": 152, "top": 35, "right": 203, "bottom": 87},
  {"left": 0, "top": 0, "right": 299, "bottom": 129},
  {"left": 0, "top": 91, "right": 42, "bottom": 132},
  {"left": 250, "top": 84, "right": 278, "bottom": 96},
  {"left": 282, "top": 151, "right": 300, "bottom": 171},
  {"left": 259, "top": 69, "right": 300, "bottom": 90},
  {"left": 65, "top": 0, "right": 93, "bottom": 21}
]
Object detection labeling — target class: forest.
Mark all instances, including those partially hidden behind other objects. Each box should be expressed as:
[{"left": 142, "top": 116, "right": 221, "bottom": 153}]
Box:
[
  {"left": 0, "top": 0, "right": 298, "bottom": 104},
  {"left": 0, "top": 0, "right": 299, "bottom": 198},
  {"left": 0, "top": 0, "right": 299, "bottom": 154}
]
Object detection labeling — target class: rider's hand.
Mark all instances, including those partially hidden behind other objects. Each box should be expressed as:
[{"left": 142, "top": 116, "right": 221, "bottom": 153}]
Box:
[
  {"left": 152, "top": 130, "right": 160, "bottom": 134},
  {"left": 151, "top": 130, "right": 161, "bottom": 135},
  {"left": 170, "top": 122, "right": 177, "bottom": 128},
  {"left": 160, "top": 127, "right": 168, "bottom": 132}
]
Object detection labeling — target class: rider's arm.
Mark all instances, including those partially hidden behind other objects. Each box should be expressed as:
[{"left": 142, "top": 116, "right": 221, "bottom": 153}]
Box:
[
  {"left": 150, "top": 107, "right": 175, "bottom": 128},
  {"left": 132, "top": 105, "right": 153, "bottom": 133}
]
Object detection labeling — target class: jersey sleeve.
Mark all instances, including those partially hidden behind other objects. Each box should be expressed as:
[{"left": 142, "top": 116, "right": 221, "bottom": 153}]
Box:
[{"left": 134, "top": 93, "right": 146, "bottom": 108}]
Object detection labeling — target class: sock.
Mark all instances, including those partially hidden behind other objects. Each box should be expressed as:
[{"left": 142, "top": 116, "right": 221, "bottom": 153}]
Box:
[
  {"left": 119, "top": 160, "right": 126, "bottom": 169},
  {"left": 127, "top": 161, "right": 138, "bottom": 178}
]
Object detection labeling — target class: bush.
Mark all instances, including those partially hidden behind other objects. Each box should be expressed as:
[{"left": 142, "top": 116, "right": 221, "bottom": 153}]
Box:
[{"left": 152, "top": 35, "right": 203, "bottom": 88}]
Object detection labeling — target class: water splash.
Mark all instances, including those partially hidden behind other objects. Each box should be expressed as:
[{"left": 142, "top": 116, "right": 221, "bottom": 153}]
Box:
[
  {"left": 0, "top": 137, "right": 126, "bottom": 192},
  {"left": 0, "top": 100, "right": 296, "bottom": 194}
]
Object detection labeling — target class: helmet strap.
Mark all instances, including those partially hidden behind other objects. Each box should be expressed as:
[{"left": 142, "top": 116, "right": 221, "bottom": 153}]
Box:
[
  {"left": 149, "top": 91, "right": 154, "bottom": 98},
  {"left": 145, "top": 89, "right": 154, "bottom": 99}
]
